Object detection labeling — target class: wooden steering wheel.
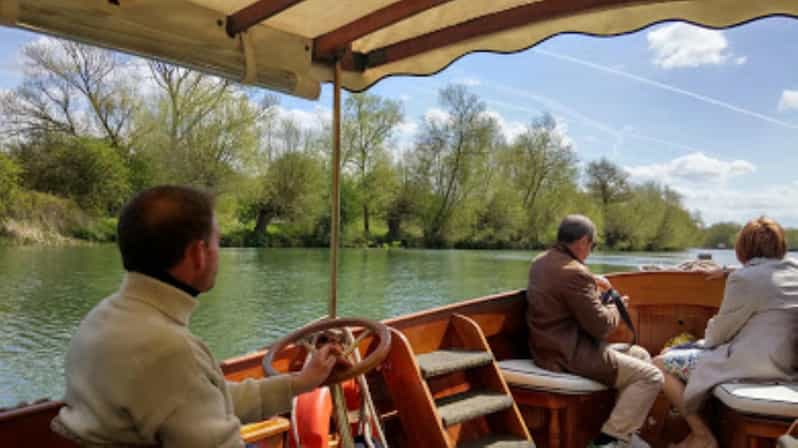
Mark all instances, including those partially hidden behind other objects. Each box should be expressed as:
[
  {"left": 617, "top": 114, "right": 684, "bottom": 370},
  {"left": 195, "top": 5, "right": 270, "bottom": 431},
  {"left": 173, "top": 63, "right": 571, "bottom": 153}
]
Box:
[{"left": 262, "top": 318, "right": 392, "bottom": 385}]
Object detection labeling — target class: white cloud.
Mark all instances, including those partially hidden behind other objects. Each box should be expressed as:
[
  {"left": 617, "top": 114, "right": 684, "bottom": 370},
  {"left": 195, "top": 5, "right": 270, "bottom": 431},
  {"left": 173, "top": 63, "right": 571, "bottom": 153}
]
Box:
[
  {"left": 424, "top": 108, "right": 450, "bottom": 127},
  {"left": 647, "top": 23, "right": 742, "bottom": 69},
  {"left": 551, "top": 116, "right": 573, "bottom": 148},
  {"left": 625, "top": 152, "right": 755, "bottom": 185},
  {"left": 482, "top": 110, "right": 526, "bottom": 144},
  {"left": 274, "top": 105, "right": 329, "bottom": 132},
  {"left": 679, "top": 183, "right": 798, "bottom": 226},
  {"left": 624, "top": 153, "right": 798, "bottom": 225},
  {"left": 399, "top": 94, "right": 411, "bottom": 102},
  {"left": 778, "top": 90, "right": 798, "bottom": 112},
  {"left": 456, "top": 77, "right": 481, "bottom": 87},
  {"left": 395, "top": 119, "right": 418, "bottom": 149}
]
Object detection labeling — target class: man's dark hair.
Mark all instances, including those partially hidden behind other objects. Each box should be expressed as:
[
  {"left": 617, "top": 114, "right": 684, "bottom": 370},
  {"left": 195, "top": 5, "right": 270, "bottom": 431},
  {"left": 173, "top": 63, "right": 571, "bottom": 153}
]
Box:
[
  {"left": 557, "top": 214, "right": 596, "bottom": 244},
  {"left": 117, "top": 185, "right": 215, "bottom": 273}
]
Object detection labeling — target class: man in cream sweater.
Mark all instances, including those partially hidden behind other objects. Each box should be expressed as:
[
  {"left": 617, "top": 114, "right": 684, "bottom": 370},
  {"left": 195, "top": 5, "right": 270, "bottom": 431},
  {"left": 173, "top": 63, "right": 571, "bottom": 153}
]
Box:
[{"left": 52, "top": 185, "right": 340, "bottom": 447}]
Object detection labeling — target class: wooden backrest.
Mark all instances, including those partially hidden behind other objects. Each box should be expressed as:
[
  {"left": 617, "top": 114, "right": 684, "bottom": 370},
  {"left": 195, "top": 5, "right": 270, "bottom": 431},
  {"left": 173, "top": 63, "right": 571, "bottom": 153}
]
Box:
[
  {"left": 607, "top": 272, "right": 725, "bottom": 355},
  {"left": 383, "top": 290, "right": 528, "bottom": 360}
]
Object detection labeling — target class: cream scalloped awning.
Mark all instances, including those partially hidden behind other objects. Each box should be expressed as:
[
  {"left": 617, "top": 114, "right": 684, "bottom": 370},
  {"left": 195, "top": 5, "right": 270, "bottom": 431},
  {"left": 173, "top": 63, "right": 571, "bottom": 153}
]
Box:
[{"left": 1, "top": 0, "right": 796, "bottom": 99}]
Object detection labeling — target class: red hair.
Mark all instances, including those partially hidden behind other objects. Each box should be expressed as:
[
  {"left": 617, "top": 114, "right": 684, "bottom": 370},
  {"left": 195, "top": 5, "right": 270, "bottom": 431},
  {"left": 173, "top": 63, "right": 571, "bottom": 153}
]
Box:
[{"left": 735, "top": 217, "right": 787, "bottom": 264}]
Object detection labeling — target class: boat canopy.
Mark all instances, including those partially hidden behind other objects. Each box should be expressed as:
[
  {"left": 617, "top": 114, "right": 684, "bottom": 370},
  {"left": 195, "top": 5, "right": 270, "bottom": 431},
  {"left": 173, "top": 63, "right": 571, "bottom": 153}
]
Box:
[{"left": 1, "top": 0, "right": 797, "bottom": 99}]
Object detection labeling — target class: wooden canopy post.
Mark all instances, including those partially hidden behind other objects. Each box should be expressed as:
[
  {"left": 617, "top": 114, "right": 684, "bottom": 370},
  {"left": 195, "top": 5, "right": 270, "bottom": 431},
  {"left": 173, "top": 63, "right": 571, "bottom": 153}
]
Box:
[{"left": 329, "top": 60, "right": 342, "bottom": 319}]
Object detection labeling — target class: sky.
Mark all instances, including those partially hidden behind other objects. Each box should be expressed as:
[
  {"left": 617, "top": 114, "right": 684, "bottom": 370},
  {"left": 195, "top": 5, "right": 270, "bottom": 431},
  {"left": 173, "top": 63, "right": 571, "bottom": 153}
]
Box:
[{"left": 2, "top": 17, "right": 798, "bottom": 226}]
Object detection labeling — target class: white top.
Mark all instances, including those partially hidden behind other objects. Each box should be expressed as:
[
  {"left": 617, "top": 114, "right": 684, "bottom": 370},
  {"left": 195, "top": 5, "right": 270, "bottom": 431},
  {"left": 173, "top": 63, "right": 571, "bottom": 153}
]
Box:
[{"left": 52, "top": 272, "right": 294, "bottom": 447}]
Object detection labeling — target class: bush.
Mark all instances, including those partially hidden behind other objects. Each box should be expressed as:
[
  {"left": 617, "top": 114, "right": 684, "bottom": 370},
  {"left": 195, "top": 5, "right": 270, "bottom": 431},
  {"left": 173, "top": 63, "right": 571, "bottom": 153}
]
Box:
[
  {"left": 0, "top": 153, "right": 21, "bottom": 217},
  {"left": 0, "top": 190, "right": 88, "bottom": 245},
  {"left": 70, "top": 217, "right": 118, "bottom": 242},
  {"left": 13, "top": 137, "right": 131, "bottom": 215},
  {"left": 9, "top": 190, "right": 87, "bottom": 232}
]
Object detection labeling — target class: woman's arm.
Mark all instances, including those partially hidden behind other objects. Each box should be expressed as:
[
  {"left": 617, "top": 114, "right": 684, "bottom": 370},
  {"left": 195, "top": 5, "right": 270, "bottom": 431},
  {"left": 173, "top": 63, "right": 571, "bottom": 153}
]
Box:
[{"left": 703, "top": 272, "right": 758, "bottom": 348}]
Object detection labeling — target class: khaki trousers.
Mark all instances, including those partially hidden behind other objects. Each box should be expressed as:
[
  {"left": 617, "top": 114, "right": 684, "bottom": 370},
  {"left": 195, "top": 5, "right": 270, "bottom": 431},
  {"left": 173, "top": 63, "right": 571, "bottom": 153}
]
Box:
[{"left": 601, "top": 344, "right": 664, "bottom": 442}]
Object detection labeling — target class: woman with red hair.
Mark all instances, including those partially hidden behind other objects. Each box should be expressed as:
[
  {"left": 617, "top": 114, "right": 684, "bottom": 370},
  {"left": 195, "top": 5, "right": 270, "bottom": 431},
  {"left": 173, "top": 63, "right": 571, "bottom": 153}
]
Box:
[{"left": 653, "top": 217, "right": 798, "bottom": 448}]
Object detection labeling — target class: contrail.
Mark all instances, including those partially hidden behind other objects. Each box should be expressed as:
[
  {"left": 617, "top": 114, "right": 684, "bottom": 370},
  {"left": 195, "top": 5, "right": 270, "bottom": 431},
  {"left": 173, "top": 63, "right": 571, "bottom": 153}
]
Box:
[
  {"left": 531, "top": 48, "right": 798, "bottom": 130},
  {"left": 482, "top": 83, "right": 701, "bottom": 155}
]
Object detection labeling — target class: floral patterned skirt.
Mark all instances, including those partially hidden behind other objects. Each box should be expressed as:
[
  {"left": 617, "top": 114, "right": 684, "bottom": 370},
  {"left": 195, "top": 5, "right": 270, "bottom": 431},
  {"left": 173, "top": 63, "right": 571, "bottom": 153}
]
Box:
[{"left": 660, "top": 347, "right": 705, "bottom": 382}]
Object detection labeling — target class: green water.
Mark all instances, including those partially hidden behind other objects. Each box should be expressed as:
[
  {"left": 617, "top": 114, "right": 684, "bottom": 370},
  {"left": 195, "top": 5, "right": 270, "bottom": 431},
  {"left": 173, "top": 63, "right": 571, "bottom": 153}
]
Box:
[{"left": 0, "top": 245, "right": 736, "bottom": 407}]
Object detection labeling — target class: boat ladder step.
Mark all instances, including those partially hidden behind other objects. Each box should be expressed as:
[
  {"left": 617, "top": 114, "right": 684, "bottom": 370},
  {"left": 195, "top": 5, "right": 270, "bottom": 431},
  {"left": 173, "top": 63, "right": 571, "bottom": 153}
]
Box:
[
  {"left": 416, "top": 349, "right": 494, "bottom": 378},
  {"left": 436, "top": 390, "right": 514, "bottom": 427},
  {"left": 459, "top": 435, "right": 536, "bottom": 448}
]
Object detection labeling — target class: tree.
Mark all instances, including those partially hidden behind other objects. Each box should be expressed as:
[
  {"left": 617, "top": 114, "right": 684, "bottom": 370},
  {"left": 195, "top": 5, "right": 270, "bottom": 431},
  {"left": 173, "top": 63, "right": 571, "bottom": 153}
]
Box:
[
  {"left": 586, "top": 157, "right": 631, "bottom": 207},
  {"left": 411, "top": 85, "right": 499, "bottom": 246},
  {"left": 243, "top": 151, "right": 325, "bottom": 235},
  {"left": 601, "top": 182, "right": 700, "bottom": 250},
  {"left": 383, "top": 156, "right": 418, "bottom": 242},
  {"left": 0, "top": 153, "right": 21, "bottom": 217},
  {"left": 501, "top": 113, "right": 579, "bottom": 246},
  {"left": 342, "top": 93, "right": 403, "bottom": 239},
  {"left": 0, "top": 38, "right": 139, "bottom": 150},
  {"left": 703, "top": 222, "right": 742, "bottom": 249},
  {"left": 12, "top": 136, "right": 131, "bottom": 214},
  {"left": 240, "top": 117, "right": 326, "bottom": 236},
  {"left": 141, "top": 62, "right": 276, "bottom": 192}
]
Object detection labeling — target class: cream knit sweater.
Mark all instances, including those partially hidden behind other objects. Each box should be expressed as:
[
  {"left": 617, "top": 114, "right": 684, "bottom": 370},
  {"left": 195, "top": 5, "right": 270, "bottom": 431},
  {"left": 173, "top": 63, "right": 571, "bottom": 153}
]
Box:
[{"left": 52, "top": 272, "right": 294, "bottom": 447}]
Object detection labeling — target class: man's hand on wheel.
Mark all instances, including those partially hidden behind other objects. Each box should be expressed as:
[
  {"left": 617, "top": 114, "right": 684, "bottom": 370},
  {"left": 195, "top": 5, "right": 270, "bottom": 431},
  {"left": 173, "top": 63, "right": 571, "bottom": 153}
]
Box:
[{"left": 293, "top": 344, "right": 348, "bottom": 392}]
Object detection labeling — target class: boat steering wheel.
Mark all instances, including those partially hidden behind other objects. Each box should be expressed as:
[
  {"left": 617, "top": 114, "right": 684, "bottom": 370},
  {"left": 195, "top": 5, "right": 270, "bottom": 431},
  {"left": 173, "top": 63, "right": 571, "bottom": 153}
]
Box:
[{"left": 262, "top": 317, "right": 392, "bottom": 385}]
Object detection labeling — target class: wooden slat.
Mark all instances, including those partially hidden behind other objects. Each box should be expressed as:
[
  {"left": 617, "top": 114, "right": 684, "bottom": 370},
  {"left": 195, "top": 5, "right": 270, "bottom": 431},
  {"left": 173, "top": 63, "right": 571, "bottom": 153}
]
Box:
[
  {"left": 355, "top": 0, "right": 669, "bottom": 69},
  {"left": 240, "top": 416, "right": 290, "bottom": 444},
  {"left": 607, "top": 271, "right": 726, "bottom": 308},
  {"left": 226, "top": 0, "right": 306, "bottom": 37},
  {"left": 313, "top": 0, "right": 455, "bottom": 61}
]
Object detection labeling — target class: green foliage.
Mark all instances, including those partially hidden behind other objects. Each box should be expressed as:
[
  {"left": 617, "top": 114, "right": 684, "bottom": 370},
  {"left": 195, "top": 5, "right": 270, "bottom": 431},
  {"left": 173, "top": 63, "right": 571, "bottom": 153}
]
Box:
[
  {"left": 0, "top": 153, "right": 21, "bottom": 217},
  {"left": 702, "top": 222, "right": 741, "bottom": 249},
  {"left": 343, "top": 93, "right": 404, "bottom": 239},
  {"left": 4, "top": 190, "right": 87, "bottom": 238},
  {"left": 786, "top": 229, "right": 798, "bottom": 251},
  {"left": 411, "top": 84, "right": 500, "bottom": 247},
  {"left": 0, "top": 42, "right": 712, "bottom": 250},
  {"left": 70, "top": 217, "right": 117, "bottom": 242},
  {"left": 586, "top": 157, "right": 632, "bottom": 206},
  {"left": 12, "top": 137, "right": 131, "bottom": 214}
]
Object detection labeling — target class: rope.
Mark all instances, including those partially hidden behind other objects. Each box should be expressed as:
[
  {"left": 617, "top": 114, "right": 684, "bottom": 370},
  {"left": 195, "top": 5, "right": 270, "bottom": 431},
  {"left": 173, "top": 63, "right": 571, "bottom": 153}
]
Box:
[
  {"left": 343, "top": 328, "right": 389, "bottom": 448},
  {"left": 331, "top": 383, "right": 355, "bottom": 448}
]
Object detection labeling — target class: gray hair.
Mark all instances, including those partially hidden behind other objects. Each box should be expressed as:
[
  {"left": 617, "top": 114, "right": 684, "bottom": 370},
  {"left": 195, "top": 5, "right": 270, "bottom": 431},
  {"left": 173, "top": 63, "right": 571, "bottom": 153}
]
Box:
[{"left": 557, "top": 214, "right": 596, "bottom": 244}]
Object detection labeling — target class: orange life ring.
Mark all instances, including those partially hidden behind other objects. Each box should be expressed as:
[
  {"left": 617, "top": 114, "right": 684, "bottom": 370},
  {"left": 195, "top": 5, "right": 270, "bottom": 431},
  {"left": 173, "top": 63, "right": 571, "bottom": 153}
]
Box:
[{"left": 290, "top": 380, "right": 362, "bottom": 448}]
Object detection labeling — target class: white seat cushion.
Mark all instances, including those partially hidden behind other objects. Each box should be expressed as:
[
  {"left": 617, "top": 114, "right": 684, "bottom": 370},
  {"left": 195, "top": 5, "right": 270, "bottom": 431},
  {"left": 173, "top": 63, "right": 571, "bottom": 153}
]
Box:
[
  {"left": 497, "top": 359, "right": 608, "bottom": 395},
  {"left": 713, "top": 382, "right": 798, "bottom": 418}
]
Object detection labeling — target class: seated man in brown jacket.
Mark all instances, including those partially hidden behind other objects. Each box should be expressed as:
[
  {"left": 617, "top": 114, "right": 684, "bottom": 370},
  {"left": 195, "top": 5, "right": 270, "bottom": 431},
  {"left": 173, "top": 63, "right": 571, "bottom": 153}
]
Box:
[{"left": 526, "top": 215, "right": 663, "bottom": 448}]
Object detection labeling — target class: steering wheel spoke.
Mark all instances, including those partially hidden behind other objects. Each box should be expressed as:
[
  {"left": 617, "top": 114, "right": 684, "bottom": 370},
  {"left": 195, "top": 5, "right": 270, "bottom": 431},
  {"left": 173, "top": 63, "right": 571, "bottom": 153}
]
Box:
[{"left": 262, "top": 318, "right": 391, "bottom": 385}]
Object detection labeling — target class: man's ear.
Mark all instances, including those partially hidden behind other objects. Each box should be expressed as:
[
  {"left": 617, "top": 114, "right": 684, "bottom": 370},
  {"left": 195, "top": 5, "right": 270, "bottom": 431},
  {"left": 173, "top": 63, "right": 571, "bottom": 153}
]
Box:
[{"left": 186, "top": 240, "right": 207, "bottom": 272}]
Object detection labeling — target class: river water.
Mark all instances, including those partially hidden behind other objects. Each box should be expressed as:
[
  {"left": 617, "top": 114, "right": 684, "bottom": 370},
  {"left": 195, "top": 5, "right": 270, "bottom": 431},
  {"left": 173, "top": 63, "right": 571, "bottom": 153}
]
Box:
[{"left": 0, "top": 245, "right": 737, "bottom": 407}]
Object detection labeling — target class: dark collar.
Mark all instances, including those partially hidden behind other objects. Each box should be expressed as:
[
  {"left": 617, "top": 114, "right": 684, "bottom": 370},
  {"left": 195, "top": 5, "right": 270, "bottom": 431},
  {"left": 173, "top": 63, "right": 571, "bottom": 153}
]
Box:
[{"left": 137, "top": 270, "right": 200, "bottom": 297}]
